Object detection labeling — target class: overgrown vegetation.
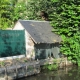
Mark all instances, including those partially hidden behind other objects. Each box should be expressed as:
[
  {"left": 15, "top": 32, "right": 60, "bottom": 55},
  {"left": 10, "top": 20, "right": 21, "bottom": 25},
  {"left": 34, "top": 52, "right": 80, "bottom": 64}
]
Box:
[
  {"left": 50, "top": 0, "right": 80, "bottom": 66},
  {"left": 0, "top": 61, "right": 5, "bottom": 67},
  {"left": 0, "top": 0, "right": 12, "bottom": 29},
  {"left": 43, "top": 63, "right": 58, "bottom": 71},
  {"left": 43, "top": 60, "right": 58, "bottom": 71},
  {"left": 0, "top": 0, "right": 80, "bottom": 66},
  {"left": 0, "top": 0, "right": 27, "bottom": 29},
  {"left": 26, "top": 0, "right": 54, "bottom": 20}
]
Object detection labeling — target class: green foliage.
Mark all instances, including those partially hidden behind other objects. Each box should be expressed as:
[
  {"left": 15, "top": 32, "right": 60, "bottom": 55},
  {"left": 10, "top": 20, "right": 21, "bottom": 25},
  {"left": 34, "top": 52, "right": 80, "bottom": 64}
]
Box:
[
  {"left": 43, "top": 63, "right": 58, "bottom": 71},
  {"left": 43, "top": 60, "right": 58, "bottom": 71},
  {"left": 0, "top": 0, "right": 12, "bottom": 29},
  {"left": 50, "top": 0, "right": 80, "bottom": 66},
  {"left": 0, "top": 0, "right": 27, "bottom": 29},
  {"left": 26, "top": 0, "right": 54, "bottom": 20},
  {"left": 0, "top": 61, "right": 5, "bottom": 67},
  {"left": 11, "top": 1, "right": 27, "bottom": 23},
  {"left": 24, "top": 59, "right": 27, "bottom": 62}
]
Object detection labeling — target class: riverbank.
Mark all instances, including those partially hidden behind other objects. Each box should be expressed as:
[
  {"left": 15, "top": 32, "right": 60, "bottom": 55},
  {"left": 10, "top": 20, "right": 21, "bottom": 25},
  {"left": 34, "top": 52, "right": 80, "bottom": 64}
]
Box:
[
  {"left": 18, "top": 65, "right": 78, "bottom": 80},
  {"left": 0, "top": 58, "right": 40, "bottom": 80},
  {"left": 0, "top": 57, "right": 73, "bottom": 80}
]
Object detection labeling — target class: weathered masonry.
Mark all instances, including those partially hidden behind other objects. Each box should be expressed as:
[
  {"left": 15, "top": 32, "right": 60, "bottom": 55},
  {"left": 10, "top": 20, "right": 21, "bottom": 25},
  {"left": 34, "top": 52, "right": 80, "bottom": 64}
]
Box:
[
  {"left": 0, "top": 30, "right": 26, "bottom": 57},
  {"left": 0, "top": 60, "right": 40, "bottom": 80},
  {"left": 13, "top": 20, "right": 62, "bottom": 60}
]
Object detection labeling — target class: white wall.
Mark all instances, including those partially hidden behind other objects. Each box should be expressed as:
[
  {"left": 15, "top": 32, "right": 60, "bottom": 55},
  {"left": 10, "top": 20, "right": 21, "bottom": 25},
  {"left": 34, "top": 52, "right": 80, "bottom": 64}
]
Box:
[
  {"left": 13, "top": 22, "right": 24, "bottom": 30},
  {"left": 13, "top": 21, "right": 35, "bottom": 60}
]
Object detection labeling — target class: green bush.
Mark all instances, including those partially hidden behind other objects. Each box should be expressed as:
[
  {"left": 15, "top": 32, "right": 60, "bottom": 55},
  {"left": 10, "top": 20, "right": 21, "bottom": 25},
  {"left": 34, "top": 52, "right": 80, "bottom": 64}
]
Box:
[
  {"left": 43, "top": 63, "right": 58, "bottom": 71},
  {"left": 50, "top": 0, "right": 80, "bottom": 66}
]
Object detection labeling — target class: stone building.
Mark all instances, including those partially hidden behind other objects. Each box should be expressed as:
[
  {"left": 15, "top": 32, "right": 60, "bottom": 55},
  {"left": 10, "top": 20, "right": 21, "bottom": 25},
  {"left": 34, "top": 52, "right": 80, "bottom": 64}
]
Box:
[{"left": 13, "top": 20, "right": 62, "bottom": 60}]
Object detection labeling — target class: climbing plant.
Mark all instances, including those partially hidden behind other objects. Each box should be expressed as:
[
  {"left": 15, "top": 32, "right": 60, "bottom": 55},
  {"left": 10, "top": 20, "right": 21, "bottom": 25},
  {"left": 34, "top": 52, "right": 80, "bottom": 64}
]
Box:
[{"left": 50, "top": 0, "right": 80, "bottom": 66}]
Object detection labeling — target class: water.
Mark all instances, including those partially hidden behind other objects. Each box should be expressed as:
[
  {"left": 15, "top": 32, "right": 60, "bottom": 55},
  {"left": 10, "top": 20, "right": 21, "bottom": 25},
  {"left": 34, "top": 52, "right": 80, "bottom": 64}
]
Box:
[{"left": 19, "top": 66, "right": 80, "bottom": 80}]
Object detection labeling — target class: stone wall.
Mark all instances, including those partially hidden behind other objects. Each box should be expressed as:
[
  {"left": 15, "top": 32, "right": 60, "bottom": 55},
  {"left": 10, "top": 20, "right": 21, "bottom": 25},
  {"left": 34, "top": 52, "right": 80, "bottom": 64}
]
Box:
[
  {"left": 0, "top": 59, "right": 40, "bottom": 80},
  {"left": 0, "top": 57, "right": 73, "bottom": 80},
  {"left": 25, "top": 31, "right": 35, "bottom": 60}
]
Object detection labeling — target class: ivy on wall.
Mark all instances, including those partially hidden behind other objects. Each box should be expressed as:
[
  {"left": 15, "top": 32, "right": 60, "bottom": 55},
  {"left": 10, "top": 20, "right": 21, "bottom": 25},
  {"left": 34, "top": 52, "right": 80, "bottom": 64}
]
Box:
[{"left": 50, "top": 0, "right": 80, "bottom": 66}]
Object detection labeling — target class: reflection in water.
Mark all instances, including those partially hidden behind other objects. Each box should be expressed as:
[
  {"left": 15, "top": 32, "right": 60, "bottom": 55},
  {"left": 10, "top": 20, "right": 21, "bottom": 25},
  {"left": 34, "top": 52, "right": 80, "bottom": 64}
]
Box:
[{"left": 19, "top": 66, "right": 80, "bottom": 80}]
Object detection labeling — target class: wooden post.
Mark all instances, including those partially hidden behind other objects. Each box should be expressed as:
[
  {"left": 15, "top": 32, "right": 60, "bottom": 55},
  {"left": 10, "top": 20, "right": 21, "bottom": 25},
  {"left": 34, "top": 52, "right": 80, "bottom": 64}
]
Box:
[
  {"left": 5, "top": 67, "right": 8, "bottom": 80},
  {"left": 15, "top": 63, "right": 18, "bottom": 78}
]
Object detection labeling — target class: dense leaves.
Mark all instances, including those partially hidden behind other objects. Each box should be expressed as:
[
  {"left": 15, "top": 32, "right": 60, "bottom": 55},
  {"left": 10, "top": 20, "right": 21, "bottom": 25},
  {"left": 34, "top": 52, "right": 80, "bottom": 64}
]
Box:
[
  {"left": 26, "top": 0, "right": 54, "bottom": 20},
  {"left": 0, "top": 0, "right": 27, "bottom": 29},
  {"left": 11, "top": 1, "right": 27, "bottom": 24},
  {"left": 50, "top": 0, "right": 80, "bottom": 66},
  {"left": 0, "top": 0, "right": 12, "bottom": 29}
]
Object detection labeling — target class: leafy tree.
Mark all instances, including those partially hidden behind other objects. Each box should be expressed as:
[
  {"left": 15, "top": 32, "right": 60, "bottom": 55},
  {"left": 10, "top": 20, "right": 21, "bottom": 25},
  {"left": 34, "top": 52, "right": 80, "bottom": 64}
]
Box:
[
  {"left": 0, "top": 0, "right": 12, "bottom": 29},
  {"left": 50, "top": 0, "right": 80, "bottom": 66},
  {"left": 11, "top": 1, "right": 27, "bottom": 24},
  {"left": 0, "top": 0, "right": 27, "bottom": 29}
]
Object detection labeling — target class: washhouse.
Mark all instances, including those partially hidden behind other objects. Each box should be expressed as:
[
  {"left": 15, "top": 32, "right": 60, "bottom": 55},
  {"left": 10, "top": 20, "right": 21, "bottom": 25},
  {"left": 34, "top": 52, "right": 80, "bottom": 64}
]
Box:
[{"left": 13, "top": 20, "right": 62, "bottom": 60}]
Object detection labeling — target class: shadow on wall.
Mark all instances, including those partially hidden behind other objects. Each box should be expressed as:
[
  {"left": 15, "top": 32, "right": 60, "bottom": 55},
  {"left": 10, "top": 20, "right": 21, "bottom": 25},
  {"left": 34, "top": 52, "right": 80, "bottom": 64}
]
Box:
[{"left": 34, "top": 43, "right": 61, "bottom": 60}]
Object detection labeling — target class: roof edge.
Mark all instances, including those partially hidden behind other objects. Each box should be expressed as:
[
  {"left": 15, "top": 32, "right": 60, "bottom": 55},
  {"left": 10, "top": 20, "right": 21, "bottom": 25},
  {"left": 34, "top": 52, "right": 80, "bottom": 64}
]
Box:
[{"left": 18, "top": 19, "right": 49, "bottom": 23}]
